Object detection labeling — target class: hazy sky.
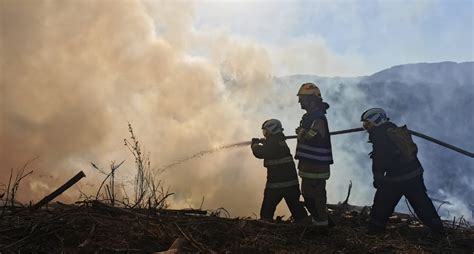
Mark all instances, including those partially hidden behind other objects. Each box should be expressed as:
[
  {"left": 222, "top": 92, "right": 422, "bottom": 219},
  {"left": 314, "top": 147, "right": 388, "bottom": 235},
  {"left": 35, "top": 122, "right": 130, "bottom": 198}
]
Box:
[
  {"left": 193, "top": 0, "right": 474, "bottom": 76},
  {"left": 1, "top": 0, "right": 472, "bottom": 218}
]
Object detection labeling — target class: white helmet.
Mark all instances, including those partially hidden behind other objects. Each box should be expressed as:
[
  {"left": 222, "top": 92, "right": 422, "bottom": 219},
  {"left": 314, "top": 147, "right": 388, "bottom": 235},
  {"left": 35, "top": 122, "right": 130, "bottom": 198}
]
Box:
[
  {"left": 262, "top": 119, "right": 284, "bottom": 135},
  {"left": 361, "top": 108, "right": 389, "bottom": 127}
]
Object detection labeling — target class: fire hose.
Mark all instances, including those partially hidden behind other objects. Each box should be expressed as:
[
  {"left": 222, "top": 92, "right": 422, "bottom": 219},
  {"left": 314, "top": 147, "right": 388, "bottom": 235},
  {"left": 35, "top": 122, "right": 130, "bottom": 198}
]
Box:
[{"left": 285, "top": 127, "right": 473, "bottom": 158}]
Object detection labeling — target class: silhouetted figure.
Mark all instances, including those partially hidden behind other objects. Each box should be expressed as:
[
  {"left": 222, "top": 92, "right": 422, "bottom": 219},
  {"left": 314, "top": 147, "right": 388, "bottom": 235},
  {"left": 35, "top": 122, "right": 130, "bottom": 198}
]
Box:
[
  {"left": 361, "top": 108, "right": 444, "bottom": 234},
  {"left": 251, "top": 119, "right": 308, "bottom": 222},
  {"left": 295, "top": 83, "right": 333, "bottom": 226}
]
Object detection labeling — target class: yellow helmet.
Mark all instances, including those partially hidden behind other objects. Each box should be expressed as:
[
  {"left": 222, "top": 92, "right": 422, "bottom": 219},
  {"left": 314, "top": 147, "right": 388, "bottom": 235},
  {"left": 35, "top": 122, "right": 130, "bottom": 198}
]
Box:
[{"left": 297, "top": 83, "right": 321, "bottom": 98}]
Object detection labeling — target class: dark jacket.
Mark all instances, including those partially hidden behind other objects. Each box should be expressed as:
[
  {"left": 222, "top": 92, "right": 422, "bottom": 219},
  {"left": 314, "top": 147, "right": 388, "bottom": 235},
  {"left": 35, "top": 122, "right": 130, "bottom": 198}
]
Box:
[
  {"left": 251, "top": 133, "right": 299, "bottom": 186},
  {"left": 294, "top": 109, "right": 333, "bottom": 165},
  {"left": 368, "top": 122, "right": 422, "bottom": 182}
]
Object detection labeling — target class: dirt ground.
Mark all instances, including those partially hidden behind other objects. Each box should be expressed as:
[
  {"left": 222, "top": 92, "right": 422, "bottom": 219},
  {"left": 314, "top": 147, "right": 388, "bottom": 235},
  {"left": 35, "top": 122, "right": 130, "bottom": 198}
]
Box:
[{"left": 1, "top": 201, "right": 473, "bottom": 253}]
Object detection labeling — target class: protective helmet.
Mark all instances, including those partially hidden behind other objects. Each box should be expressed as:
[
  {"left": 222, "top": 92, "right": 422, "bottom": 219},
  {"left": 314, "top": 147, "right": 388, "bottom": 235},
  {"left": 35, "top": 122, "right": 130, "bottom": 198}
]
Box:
[
  {"left": 261, "top": 119, "right": 284, "bottom": 135},
  {"left": 360, "top": 108, "right": 389, "bottom": 127},
  {"left": 297, "top": 83, "right": 322, "bottom": 98}
]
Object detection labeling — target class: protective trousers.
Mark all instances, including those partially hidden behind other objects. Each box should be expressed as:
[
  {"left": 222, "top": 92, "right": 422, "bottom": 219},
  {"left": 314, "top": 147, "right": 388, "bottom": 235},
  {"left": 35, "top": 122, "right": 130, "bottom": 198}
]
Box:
[
  {"left": 301, "top": 178, "right": 328, "bottom": 224},
  {"left": 260, "top": 185, "right": 307, "bottom": 222},
  {"left": 370, "top": 176, "right": 444, "bottom": 233}
]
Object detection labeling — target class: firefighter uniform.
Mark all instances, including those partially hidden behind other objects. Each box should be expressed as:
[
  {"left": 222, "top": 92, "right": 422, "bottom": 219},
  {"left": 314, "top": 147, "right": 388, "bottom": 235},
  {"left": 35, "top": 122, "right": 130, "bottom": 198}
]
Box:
[
  {"left": 251, "top": 132, "right": 308, "bottom": 222},
  {"left": 295, "top": 109, "right": 333, "bottom": 225},
  {"left": 367, "top": 120, "right": 444, "bottom": 233}
]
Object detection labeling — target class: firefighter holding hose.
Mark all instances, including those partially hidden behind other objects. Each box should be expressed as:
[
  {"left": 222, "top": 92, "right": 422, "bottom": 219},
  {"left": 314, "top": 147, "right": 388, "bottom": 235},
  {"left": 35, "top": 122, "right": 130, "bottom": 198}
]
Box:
[
  {"left": 251, "top": 119, "right": 308, "bottom": 223},
  {"left": 294, "top": 83, "right": 333, "bottom": 227},
  {"left": 361, "top": 108, "right": 444, "bottom": 234}
]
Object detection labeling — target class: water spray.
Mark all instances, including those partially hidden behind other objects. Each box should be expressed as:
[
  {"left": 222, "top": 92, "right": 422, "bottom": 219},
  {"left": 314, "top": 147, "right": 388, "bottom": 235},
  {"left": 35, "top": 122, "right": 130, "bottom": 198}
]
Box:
[
  {"left": 158, "top": 127, "right": 473, "bottom": 172},
  {"left": 158, "top": 141, "right": 251, "bottom": 171}
]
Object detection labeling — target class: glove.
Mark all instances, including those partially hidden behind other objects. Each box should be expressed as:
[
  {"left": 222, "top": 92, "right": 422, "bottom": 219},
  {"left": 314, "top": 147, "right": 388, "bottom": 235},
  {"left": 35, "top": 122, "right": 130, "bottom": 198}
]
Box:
[
  {"left": 251, "top": 138, "right": 261, "bottom": 146},
  {"left": 295, "top": 126, "right": 303, "bottom": 134},
  {"left": 295, "top": 127, "right": 307, "bottom": 141}
]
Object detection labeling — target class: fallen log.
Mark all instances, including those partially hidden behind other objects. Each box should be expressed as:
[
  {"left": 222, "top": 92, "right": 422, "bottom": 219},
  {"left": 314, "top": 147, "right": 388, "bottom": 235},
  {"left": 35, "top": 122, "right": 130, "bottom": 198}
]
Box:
[
  {"left": 31, "top": 171, "right": 86, "bottom": 210},
  {"left": 157, "top": 208, "right": 208, "bottom": 216},
  {"left": 91, "top": 200, "right": 147, "bottom": 218}
]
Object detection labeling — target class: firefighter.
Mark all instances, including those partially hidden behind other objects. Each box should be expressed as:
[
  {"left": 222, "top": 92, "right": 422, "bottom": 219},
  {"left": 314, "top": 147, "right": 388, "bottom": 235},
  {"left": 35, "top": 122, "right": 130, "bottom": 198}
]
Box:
[
  {"left": 361, "top": 108, "right": 444, "bottom": 234},
  {"left": 251, "top": 119, "right": 308, "bottom": 222},
  {"left": 294, "top": 83, "right": 333, "bottom": 226}
]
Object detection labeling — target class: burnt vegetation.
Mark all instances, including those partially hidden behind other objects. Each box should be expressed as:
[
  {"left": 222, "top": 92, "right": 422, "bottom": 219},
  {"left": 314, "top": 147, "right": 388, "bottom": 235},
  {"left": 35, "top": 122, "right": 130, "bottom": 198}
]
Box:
[{"left": 0, "top": 126, "right": 472, "bottom": 253}]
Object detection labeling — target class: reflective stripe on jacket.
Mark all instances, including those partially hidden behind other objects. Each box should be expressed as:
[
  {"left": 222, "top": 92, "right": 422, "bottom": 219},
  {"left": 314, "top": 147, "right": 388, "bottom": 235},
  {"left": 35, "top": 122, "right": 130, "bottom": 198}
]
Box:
[
  {"left": 298, "top": 171, "right": 330, "bottom": 180},
  {"left": 251, "top": 133, "right": 299, "bottom": 184},
  {"left": 264, "top": 156, "right": 293, "bottom": 167},
  {"left": 298, "top": 160, "right": 330, "bottom": 180},
  {"left": 295, "top": 110, "right": 333, "bottom": 165}
]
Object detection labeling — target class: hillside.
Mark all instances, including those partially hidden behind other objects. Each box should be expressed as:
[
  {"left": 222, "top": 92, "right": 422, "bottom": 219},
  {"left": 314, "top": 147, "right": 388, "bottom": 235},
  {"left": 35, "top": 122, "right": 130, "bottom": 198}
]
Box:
[
  {"left": 2, "top": 61, "right": 473, "bottom": 253},
  {"left": 273, "top": 61, "right": 474, "bottom": 220}
]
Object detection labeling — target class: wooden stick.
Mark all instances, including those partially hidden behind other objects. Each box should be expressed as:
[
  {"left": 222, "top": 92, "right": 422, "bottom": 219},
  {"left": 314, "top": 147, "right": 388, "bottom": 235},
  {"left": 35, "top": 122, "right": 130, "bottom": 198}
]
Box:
[{"left": 31, "top": 171, "right": 86, "bottom": 210}]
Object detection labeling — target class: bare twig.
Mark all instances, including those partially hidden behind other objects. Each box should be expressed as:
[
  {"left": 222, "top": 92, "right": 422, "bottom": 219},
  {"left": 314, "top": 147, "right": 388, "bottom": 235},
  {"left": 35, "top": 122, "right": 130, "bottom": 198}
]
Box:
[
  {"left": 199, "top": 196, "right": 205, "bottom": 210},
  {"left": 124, "top": 123, "right": 169, "bottom": 210},
  {"left": 174, "top": 223, "right": 203, "bottom": 251},
  {"left": 404, "top": 198, "right": 421, "bottom": 224},
  {"left": 94, "top": 160, "right": 125, "bottom": 205},
  {"left": 436, "top": 201, "right": 449, "bottom": 213},
  {"left": 343, "top": 180, "right": 353, "bottom": 205},
  {"left": 78, "top": 223, "right": 96, "bottom": 248},
  {"left": 2, "top": 168, "right": 14, "bottom": 215}
]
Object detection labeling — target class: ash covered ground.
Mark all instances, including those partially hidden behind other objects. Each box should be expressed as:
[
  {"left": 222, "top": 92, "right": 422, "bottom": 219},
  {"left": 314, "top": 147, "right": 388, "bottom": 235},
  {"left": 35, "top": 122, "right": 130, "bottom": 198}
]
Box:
[{"left": 1, "top": 201, "right": 472, "bottom": 253}]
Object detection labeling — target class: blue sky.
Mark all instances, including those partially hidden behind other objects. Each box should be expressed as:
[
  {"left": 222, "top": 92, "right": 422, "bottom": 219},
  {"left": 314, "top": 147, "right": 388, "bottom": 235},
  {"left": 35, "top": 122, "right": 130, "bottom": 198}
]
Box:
[{"left": 193, "top": 0, "right": 474, "bottom": 76}]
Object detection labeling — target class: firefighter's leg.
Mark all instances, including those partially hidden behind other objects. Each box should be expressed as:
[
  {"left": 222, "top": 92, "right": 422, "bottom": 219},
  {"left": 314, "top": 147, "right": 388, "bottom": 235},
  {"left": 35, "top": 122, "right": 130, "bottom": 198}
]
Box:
[
  {"left": 404, "top": 177, "right": 444, "bottom": 233},
  {"left": 302, "top": 178, "right": 328, "bottom": 224},
  {"left": 283, "top": 185, "right": 308, "bottom": 222},
  {"left": 260, "top": 188, "right": 283, "bottom": 221},
  {"left": 313, "top": 179, "right": 328, "bottom": 224},
  {"left": 301, "top": 178, "right": 317, "bottom": 219},
  {"left": 370, "top": 184, "right": 403, "bottom": 231}
]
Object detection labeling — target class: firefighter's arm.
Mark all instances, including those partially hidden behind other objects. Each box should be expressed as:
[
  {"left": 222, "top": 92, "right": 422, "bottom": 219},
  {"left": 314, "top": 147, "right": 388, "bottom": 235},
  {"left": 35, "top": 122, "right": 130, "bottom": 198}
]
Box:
[
  {"left": 370, "top": 132, "right": 391, "bottom": 188},
  {"left": 251, "top": 138, "right": 270, "bottom": 159},
  {"left": 371, "top": 153, "right": 386, "bottom": 188},
  {"left": 296, "top": 119, "right": 327, "bottom": 141},
  {"left": 251, "top": 139, "right": 281, "bottom": 159}
]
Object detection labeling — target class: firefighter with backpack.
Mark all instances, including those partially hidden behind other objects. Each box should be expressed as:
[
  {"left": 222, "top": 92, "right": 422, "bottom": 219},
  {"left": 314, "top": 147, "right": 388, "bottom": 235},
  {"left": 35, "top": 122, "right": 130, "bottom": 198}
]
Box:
[{"left": 361, "top": 108, "right": 444, "bottom": 234}]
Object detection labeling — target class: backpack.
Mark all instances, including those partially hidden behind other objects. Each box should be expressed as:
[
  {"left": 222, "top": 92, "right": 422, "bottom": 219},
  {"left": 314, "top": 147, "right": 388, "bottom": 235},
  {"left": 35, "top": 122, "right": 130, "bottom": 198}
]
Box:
[{"left": 386, "top": 125, "right": 418, "bottom": 163}]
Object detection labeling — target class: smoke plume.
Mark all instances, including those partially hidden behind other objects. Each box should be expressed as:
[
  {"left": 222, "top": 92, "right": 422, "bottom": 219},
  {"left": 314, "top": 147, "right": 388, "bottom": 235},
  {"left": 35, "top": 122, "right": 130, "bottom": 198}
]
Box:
[
  {"left": 1, "top": 1, "right": 472, "bottom": 221},
  {"left": 0, "top": 0, "right": 273, "bottom": 215}
]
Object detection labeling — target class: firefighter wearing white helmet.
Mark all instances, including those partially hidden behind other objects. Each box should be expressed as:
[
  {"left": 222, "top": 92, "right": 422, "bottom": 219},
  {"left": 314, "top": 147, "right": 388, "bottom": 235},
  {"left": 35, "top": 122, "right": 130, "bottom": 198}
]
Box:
[
  {"left": 360, "top": 108, "right": 389, "bottom": 130},
  {"left": 261, "top": 119, "right": 284, "bottom": 137},
  {"left": 360, "top": 108, "right": 444, "bottom": 234},
  {"left": 251, "top": 119, "right": 308, "bottom": 222},
  {"left": 294, "top": 82, "right": 333, "bottom": 227}
]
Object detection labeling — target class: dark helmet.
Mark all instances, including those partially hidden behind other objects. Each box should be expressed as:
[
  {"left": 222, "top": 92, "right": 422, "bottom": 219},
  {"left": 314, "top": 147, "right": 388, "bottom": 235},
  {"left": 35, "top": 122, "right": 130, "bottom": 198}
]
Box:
[{"left": 262, "top": 119, "right": 284, "bottom": 135}]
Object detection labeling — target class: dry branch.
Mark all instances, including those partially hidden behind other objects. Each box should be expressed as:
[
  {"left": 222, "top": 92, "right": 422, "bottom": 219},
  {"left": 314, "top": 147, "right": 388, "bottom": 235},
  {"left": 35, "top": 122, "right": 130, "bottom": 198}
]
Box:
[
  {"left": 31, "top": 171, "right": 86, "bottom": 210},
  {"left": 0, "top": 202, "right": 472, "bottom": 253}
]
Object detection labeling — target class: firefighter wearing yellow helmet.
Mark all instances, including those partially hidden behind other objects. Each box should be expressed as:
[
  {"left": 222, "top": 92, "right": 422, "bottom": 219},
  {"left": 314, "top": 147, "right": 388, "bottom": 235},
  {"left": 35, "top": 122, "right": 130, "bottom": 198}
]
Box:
[
  {"left": 294, "top": 82, "right": 333, "bottom": 227},
  {"left": 297, "top": 82, "right": 322, "bottom": 98}
]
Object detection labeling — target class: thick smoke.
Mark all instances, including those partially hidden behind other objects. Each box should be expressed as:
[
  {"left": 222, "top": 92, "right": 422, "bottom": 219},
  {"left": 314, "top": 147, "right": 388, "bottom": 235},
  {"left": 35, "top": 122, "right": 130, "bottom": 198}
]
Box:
[
  {"left": 0, "top": 0, "right": 271, "bottom": 215},
  {"left": 1, "top": 1, "right": 472, "bottom": 221},
  {"left": 278, "top": 62, "right": 474, "bottom": 220}
]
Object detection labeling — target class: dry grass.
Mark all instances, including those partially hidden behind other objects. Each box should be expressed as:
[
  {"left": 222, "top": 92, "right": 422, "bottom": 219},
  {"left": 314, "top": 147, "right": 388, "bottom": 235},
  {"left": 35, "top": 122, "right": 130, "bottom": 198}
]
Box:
[{"left": 0, "top": 201, "right": 472, "bottom": 253}]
